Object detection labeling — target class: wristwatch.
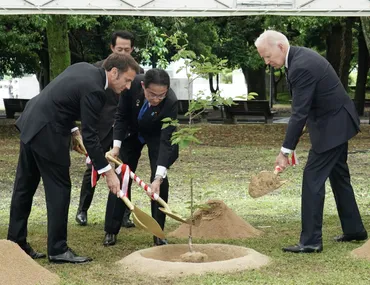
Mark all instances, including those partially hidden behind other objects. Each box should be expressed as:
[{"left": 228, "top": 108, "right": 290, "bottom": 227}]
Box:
[{"left": 154, "top": 175, "right": 164, "bottom": 183}]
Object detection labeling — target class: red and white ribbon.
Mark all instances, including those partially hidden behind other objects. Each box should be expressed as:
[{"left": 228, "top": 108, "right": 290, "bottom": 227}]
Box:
[
  {"left": 85, "top": 155, "right": 98, "bottom": 187},
  {"left": 115, "top": 164, "right": 131, "bottom": 198},
  {"left": 115, "top": 163, "right": 159, "bottom": 201}
]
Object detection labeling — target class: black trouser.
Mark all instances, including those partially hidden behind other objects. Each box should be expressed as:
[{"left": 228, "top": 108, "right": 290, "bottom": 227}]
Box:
[
  {"left": 104, "top": 136, "right": 169, "bottom": 234},
  {"left": 299, "top": 142, "right": 366, "bottom": 246},
  {"left": 8, "top": 141, "right": 71, "bottom": 256},
  {"left": 77, "top": 129, "right": 113, "bottom": 213}
]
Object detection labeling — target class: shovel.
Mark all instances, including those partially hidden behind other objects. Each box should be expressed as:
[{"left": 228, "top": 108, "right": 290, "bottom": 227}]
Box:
[
  {"left": 248, "top": 165, "right": 286, "bottom": 198},
  {"left": 248, "top": 126, "right": 308, "bottom": 198},
  {"left": 77, "top": 142, "right": 165, "bottom": 239},
  {"left": 116, "top": 183, "right": 165, "bottom": 239},
  {"left": 106, "top": 154, "right": 191, "bottom": 225}
]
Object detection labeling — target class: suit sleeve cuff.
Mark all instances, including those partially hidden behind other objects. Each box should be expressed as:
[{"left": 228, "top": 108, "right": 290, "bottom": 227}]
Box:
[
  {"left": 113, "top": 140, "right": 122, "bottom": 148},
  {"left": 97, "top": 164, "right": 112, "bottom": 174},
  {"left": 155, "top": 166, "right": 167, "bottom": 178},
  {"left": 281, "top": 146, "right": 293, "bottom": 154},
  {"left": 71, "top": 127, "right": 79, "bottom": 133}
]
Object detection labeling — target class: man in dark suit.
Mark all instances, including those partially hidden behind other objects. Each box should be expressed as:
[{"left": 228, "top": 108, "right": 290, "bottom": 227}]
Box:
[
  {"left": 76, "top": 30, "right": 144, "bottom": 228},
  {"left": 103, "top": 68, "right": 179, "bottom": 246},
  {"left": 7, "top": 53, "right": 140, "bottom": 263},
  {"left": 255, "top": 30, "right": 367, "bottom": 253}
]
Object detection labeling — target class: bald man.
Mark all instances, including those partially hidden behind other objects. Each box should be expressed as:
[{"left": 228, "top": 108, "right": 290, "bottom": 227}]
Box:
[{"left": 255, "top": 30, "right": 367, "bottom": 253}]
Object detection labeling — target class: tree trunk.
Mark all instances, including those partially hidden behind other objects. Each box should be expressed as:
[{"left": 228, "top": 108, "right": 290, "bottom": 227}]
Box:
[
  {"left": 326, "top": 18, "right": 353, "bottom": 91},
  {"left": 338, "top": 17, "right": 353, "bottom": 91},
  {"left": 46, "top": 15, "right": 71, "bottom": 80},
  {"left": 208, "top": 73, "right": 220, "bottom": 109},
  {"left": 273, "top": 68, "right": 283, "bottom": 103},
  {"left": 38, "top": 47, "right": 50, "bottom": 90},
  {"left": 326, "top": 23, "right": 342, "bottom": 75},
  {"left": 354, "top": 21, "right": 370, "bottom": 116},
  {"left": 241, "top": 66, "right": 266, "bottom": 100},
  {"left": 37, "top": 33, "right": 50, "bottom": 90},
  {"left": 361, "top": 17, "right": 370, "bottom": 53}
]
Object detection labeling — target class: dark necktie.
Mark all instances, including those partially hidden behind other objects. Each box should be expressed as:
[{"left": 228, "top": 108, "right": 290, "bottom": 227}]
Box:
[
  {"left": 284, "top": 67, "right": 292, "bottom": 97},
  {"left": 137, "top": 100, "right": 149, "bottom": 144}
]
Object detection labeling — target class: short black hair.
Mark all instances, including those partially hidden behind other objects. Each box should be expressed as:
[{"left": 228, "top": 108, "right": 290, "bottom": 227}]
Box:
[
  {"left": 102, "top": 53, "right": 140, "bottom": 74},
  {"left": 111, "top": 30, "right": 135, "bottom": 48},
  {"left": 143, "top": 69, "right": 170, "bottom": 89}
]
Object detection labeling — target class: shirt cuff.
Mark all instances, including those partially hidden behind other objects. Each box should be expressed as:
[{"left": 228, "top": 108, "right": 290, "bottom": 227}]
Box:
[
  {"left": 71, "top": 127, "right": 79, "bottom": 133},
  {"left": 97, "top": 164, "right": 112, "bottom": 174},
  {"left": 113, "top": 140, "right": 122, "bottom": 148},
  {"left": 281, "top": 146, "right": 293, "bottom": 154},
  {"left": 155, "top": 165, "right": 167, "bottom": 178}
]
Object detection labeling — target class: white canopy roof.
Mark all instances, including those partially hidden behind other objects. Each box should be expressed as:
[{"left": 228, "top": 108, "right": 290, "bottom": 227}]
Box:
[{"left": 0, "top": 0, "right": 369, "bottom": 16}]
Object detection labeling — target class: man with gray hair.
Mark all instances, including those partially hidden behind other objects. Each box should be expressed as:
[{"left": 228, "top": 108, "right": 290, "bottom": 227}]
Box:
[{"left": 255, "top": 30, "right": 367, "bottom": 253}]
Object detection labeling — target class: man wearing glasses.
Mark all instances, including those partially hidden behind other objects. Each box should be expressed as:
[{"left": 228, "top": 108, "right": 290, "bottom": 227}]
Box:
[{"left": 103, "top": 68, "right": 179, "bottom": 246}]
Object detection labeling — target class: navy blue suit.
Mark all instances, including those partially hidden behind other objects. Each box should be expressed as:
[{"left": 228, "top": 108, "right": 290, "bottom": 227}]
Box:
[{"left": 285, "top": 47, "right": 365, "bottom": 246}]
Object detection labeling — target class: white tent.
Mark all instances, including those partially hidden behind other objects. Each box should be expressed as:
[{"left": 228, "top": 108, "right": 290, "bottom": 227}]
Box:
[{"left": 0, "top": 0, "right": 369, "bottom": 16}]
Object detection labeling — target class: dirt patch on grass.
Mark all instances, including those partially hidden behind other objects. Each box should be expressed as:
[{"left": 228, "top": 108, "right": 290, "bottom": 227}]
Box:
[
  {"left": 169, "top": 200, "right": 262, "bottom": 239},
  {"left": 0, "top": 240, "right": 60, "bottom": 285},
  {"left": 117, "top": 244, "right": 270, "bottom": 278},
  {"left": 351, "top": 240, "right": 370, "bottom": 261}
]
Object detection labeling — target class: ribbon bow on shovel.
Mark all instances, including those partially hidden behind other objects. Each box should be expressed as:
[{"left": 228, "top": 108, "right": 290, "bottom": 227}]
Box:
[{"left": 106, "top": 154, "right": 191, "bottom": 225}]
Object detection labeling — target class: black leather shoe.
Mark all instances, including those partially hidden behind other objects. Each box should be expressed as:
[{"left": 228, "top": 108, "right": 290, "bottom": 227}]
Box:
[
  {"left": 282, "top": 244, "right": 323, "bottom": 253},
  {"left": 76, "top": 211, "right": 87, "bottom": 226},
  {"left": 153, "top": 236, "right": 168, "bottom": 246},
  {"left": 121, "top": 218, "right": 135, "bottom": 228},
  {"left": 334, "top": 231, "right": 368, "bottom": 242},
  {"left": 49, "top": 248, "right": 92, "bottom": 263},
  {"left": 21, "top": 243, "right": 46, "bottom": 259},
  {"left": 103, "top": 233, "right": 117, "bottom": 246}
]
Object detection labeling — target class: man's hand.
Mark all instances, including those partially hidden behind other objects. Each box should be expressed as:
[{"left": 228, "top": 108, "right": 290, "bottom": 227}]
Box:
[
  {"left": 275, "top": 152, "right": 290, "bottom": 171},
  {"left": 150, "top": 176, "right": 162, "bottom": 196},
  {"left": 106, "top": 146, "right": 120, "bottom": 159},
  {"left": 71, "top": 130, "right": 86, "bottom": 155},
  {"left": 104, "top": 168, "right": 121, "bottom": 197}
]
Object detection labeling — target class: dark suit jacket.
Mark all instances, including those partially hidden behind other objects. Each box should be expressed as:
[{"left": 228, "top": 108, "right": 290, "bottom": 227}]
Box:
[
  {"left": 93, "top": 60, "right": 119, "bottom": 141},
  {"left": 114, "top": 74, "right": 179, "bottom": 168},
  {"left": 283, "top": 46, "right": 360, "bottom": 153},
  {"left": 93, "top": 60, "right": 144, "bottom": 141},
  {"left": 16, "top": 62, "right": 109, "bottom": 169}
]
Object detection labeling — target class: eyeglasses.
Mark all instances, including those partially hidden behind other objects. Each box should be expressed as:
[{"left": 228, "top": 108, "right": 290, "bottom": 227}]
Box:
[{"left": 146, "top": 90, "right": 167, "bottom": 100}]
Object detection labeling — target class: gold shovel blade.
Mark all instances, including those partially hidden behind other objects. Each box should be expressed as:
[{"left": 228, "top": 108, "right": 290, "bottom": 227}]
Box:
[
  {"left": 132, "top": 213, "right": 146, "bottom": 231},
  {"left": 133, "top": 206, "right": 165, "bottom": 239}
]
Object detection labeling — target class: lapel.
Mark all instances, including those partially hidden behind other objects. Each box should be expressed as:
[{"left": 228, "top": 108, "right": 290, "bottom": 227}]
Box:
[{"left": 286, "top": 46, "right": 298, "bottom": 98}]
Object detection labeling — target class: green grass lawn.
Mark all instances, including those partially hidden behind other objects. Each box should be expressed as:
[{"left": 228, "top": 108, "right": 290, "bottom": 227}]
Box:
[{"left": 1, "top": 123, "right": 370, "bottom": 285}]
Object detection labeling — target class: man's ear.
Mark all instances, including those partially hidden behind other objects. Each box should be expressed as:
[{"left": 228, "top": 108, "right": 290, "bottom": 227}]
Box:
[
  {"left": 110, "top": 44, "right": 115, "bottom": 53},
  {"left": 141, "top": 81, "right": 145, "bottom": 89}
]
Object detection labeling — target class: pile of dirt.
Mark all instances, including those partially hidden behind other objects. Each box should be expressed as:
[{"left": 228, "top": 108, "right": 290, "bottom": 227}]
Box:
[
  {"left": 0, "top": 240, "right": 60, "bottom": 285},
  {"left": 248, "top": 170, "right": 285, "bottom": 198},
  {"left": 351, "top": 240, "right": 370, "bottom": 260},
  {"left": 169, "top": 200, "right": 262, "bottom": 239}
]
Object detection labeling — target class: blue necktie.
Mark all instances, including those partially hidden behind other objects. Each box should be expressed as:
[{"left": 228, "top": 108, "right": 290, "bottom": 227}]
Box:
[{"left": 138, "top": 100, "right": 148, "bottom": 144}]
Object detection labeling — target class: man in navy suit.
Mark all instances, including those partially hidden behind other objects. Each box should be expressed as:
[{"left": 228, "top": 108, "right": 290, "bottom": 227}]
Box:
[
  {"left": 7, "top": 53, "right": 140, "bottom": 263},
  {"left": 103, "top": 69, "right": 179, "bottom": 246},
  {"left": 255, "top": 30, "right": 367, "bottom": 253}
]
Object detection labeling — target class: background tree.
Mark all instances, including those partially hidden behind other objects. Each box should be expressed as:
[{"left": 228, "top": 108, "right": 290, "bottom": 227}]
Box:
[{"left": 46, "top": 15, "right": 71, "bottom": 80}]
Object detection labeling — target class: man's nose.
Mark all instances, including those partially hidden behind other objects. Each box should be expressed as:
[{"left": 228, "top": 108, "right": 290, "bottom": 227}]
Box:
[{"left": 125, "top": 81, "right": 132, "bottom": 90}]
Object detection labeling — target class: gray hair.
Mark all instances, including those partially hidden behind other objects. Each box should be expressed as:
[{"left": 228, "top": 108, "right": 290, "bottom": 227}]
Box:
[{"left": 255, "top": 30, "right": 290, "bottom": 49}]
